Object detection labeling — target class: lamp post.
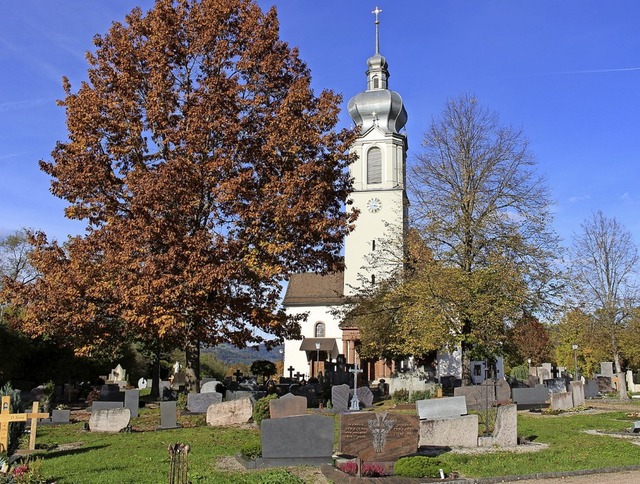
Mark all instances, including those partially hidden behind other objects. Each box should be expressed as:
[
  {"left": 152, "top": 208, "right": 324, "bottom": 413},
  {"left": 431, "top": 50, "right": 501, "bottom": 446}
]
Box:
[
  {"left": 315, "top": 342, "right": 321, "bottom": 378},
  {"left": 572, "top": 344, "right": 579, "bottom": 381},
  {"left": 527, "top": 358, "right": 531, "bottom": 378}
]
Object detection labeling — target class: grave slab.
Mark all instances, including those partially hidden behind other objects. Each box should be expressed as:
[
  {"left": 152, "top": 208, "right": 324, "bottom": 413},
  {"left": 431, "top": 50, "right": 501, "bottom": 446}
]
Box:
[
  {"left": 91, "top": 401, "right": 124, "bottom": 412},
  {"left": 158, "top": 401, "right": 179, "bottom": 429},
  {"left": 419, "top": 414, "right": 478, "bottom": 448},
  {"left": 355, "top": 387, "right": 374, "bottom": 408},
  {"left": 417, "top": 396, "right": 467, "bottom": 420},
  {"left": 570, "top": 381, "right": 585, "bottom": 407},
  {"left": 89, "top": 408, "right": 130, "bottom": 432},
  {"left": 124, "top": 389, "right": 140, "bottom": 418},
  {"left": 478, "top": 404, "right": 517, "bottom": 447},
  {"left": 550, "top": 392, "right": 574, "bottom": 411},
  {"left": 269, "top": 393, "right": 307, "bottom": 419},
  {"left": 187, "top": 392, "right": 222, "bottom": 413},
  {"left": 261, "top": 414, "right": 334, "bottom": 466},
  {"left": 512, "top": 386, "right": 549, "bottom": 408},
  {"left": 331, "top": 384, "right": 350, "bottom": 413},
  {"left": 206, "top": 398, "right": 253, "bottom": 426},
  {"left": 339, "top": 412, "right": 419, "bottom": 462}
]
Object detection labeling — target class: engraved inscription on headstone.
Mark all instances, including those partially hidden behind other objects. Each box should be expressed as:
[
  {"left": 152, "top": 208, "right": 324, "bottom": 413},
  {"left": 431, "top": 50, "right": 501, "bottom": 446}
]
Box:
[{"left": 339, "top": 412, "right": 419, "bottom": 462}]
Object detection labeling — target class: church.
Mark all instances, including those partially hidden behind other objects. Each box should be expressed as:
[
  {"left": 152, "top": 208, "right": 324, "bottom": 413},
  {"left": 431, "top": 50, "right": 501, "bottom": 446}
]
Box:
[{"left": 282, "top": 9, "right": 410, "bottom": 383}]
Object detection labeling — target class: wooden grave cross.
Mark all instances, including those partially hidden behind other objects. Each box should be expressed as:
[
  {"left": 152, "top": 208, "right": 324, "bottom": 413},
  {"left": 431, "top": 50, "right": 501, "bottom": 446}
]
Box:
[
  {"left": 25, "top": 402, "right": 49, "bottom": 451},
  {"left": 0, "top": 396, "right": 28, "bottom": 453}
]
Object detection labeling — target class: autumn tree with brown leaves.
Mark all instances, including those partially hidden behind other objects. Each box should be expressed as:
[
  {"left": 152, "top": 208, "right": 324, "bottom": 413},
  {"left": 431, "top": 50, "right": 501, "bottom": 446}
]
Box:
[{"left": 4, "top": 0, "right": 356, "bottom": 395}]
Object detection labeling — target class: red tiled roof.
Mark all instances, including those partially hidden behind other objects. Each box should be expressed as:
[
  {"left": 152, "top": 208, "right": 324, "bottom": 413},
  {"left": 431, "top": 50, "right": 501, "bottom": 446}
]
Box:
[{"left": 282, "top": 272, "right": 344, "bottom": 306}]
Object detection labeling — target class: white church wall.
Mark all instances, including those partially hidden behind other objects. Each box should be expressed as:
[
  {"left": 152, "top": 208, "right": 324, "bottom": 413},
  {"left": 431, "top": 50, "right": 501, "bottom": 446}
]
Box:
[
  {"left": 437, "top": 347, "right": 463, "bottom": 380},
  {"left": 282, "top": 304, "right": 343, "bottom": 380}
]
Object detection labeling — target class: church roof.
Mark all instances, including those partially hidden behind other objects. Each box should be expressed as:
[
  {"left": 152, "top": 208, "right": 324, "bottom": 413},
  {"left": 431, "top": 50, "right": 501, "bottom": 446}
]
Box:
[{"left": 282, "top": 272, "right": 344, "bottom": 306}]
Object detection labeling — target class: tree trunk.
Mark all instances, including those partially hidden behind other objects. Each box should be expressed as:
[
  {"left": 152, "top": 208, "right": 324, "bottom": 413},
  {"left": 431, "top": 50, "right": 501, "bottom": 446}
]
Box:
[
  {"left": 614, "top": 352, "right": 629, "bottom": 400},
  {"left": 185, "top": 338, "right": 200, "bottom": 393},
  {"left": 150, "top": 344, "right": 160, "bottom": 399}
]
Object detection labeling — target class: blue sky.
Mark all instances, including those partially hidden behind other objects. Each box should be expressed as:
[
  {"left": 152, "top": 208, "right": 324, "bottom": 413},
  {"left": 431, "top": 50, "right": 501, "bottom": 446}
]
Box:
[{"left": 1, "top": 1, "right": 639, "bottom": 248}]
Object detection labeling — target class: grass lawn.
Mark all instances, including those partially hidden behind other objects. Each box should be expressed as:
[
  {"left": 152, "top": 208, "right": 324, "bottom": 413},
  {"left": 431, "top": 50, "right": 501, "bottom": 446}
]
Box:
[{"left": 15, "top": 402, "right": 640, "bottom": 482}]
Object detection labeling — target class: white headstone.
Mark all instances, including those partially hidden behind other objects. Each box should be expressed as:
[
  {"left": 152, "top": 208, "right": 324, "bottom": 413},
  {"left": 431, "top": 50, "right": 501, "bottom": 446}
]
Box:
[{"left": 137, "top": 378, "right": 148, "bottom": 389}]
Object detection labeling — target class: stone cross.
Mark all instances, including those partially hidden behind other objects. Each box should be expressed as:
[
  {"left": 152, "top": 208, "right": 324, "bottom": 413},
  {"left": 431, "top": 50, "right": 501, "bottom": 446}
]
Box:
[
  {"left": 349, "top": 365, "right": 363, "bottom": 411},
  {"left": 26, "top": 402, "right": 49, "bottom": 450},
  {"left": 233, "top": 369, "right": 243, "bottom": 382},
  {"left": 0, "top": 396, "right": 28, "bottom": 453},
  {"left": 287, "top": 366, "right": 295, "bottom": 379},
  {"left": 294, "top": 372, "right": 304, "bottom": 381}
]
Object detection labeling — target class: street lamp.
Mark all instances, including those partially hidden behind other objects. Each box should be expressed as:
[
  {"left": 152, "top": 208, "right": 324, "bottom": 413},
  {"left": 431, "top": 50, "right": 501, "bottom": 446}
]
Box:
[
  {"left": 572, "top": 344, "right": 579, "bottom": 381},
  {"left": 315, "top": 342, "right": 321, "bottom": 378},
  {"left": 527, "top": 358, "right": 531, "bottom": 377}
]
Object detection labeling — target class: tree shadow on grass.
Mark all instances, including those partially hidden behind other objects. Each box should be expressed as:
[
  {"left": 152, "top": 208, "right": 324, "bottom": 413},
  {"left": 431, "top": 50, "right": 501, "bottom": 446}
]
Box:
[{"left": 36, "top": 444, "right": 109, "bottom": 459}]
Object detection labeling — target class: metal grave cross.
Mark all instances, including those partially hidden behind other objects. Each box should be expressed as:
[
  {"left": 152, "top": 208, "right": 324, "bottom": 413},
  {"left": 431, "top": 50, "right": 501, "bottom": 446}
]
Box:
[
  {"left": 349, "top": 365, "right": 363, "bottom": 411},
  {"left": 0, "top": 396, "right": 28, "bottom": 453},
  {"left": 233, "top": 369, "right": 243, "bottom": 382},
  {"left": 287, "top": 366, "right": 295, "bottom": 379},
  {"left": 26, "top": 402, "right": 50, "bottom": 451}
]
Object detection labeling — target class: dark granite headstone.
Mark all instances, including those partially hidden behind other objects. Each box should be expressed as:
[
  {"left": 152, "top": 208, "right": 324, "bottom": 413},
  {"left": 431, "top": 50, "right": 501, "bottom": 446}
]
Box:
[
  {"left": 51, "top": 409, "right": 70, "bottom": 424},
  {"left": 159, "top": 401, "right": 179, "bottom": 429},
  {"left": 355, "top": 386, "right": 374, "bottom": 408},
  {"left": 596, "top": 376, "right": 614, "bottom": 393},
  {"left": 261, "top": 414, "right": 334, "bottom": 466},
  {"left": 512, "top": 385, "right": 549, "bottom": 407},
  {"left": 124, "top": 389, "right": 140, "bottom": 418},
  {"left": 584, "top": 379, "right": 599, "bottom": 398},
  {"left": 331, "top": 384, "right": 350, "bottom": 413},
  {"left": 339, "top": 412, "right": 419, "bottom": 462},
  {"left": 186, "top": 392, "right": 222, "bottom": 413},
  {"left": 99, "top": 384, "right": 123, "bottom": 402},
  {"left": 543, "top": 378, "right": 567, "bottom": 393},
  {"left": 91, "top": 401, "right": 124, "bottom": 412}
]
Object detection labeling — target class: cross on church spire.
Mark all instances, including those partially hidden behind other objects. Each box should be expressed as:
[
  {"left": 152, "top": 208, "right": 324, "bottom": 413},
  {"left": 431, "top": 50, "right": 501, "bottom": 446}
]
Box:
[{"left": 372, "top": 7, "right": 382, "bottom": 54}]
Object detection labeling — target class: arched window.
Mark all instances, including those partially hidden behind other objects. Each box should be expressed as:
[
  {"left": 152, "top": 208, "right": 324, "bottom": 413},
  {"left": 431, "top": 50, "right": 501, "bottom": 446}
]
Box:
[
  {"left": 315, "top": 322, "right": 325, "bottom": 338},
  {"left": 367, "top": 147, "right": 382, "bottom": 184},
  {"left": 373, "top": 76, "right": 379, "bottom": 89}
]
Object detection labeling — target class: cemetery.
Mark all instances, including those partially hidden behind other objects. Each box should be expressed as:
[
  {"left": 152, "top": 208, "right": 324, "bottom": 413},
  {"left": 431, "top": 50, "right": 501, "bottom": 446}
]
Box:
[{"left": 3, "top": 359, "right": 640, "bottom": 482}]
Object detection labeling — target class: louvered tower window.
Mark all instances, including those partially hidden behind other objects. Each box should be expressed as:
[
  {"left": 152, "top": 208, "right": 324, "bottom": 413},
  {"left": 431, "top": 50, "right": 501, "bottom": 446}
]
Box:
[{"left": 367, "top": 147, "right": 382, "bottom": 184}]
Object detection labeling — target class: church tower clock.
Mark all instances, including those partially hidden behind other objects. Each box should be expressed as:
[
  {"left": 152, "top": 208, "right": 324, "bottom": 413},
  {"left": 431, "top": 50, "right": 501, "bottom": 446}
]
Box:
[{"left": 344, "top": 7, "right": 408, "bottom": 294}]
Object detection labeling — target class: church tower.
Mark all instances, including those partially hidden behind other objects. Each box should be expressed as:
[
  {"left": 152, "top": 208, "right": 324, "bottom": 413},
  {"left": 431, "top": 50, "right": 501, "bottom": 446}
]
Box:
[{"left": 344, "top": 8, "right": 408, "bottom": 294}]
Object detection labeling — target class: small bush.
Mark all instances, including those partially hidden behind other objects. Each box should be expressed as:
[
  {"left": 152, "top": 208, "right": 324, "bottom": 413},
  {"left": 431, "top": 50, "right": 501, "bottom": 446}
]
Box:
[
  {"left": 510, "top": 365, "right": 530, "bottom": 382},
  {"left": 409, "top": 390, "right": 431, "bottom": 403},
  {"left": 394, "top": 456, "right": 452, "bottom": 479},
  {"left": 240, "top": 442, "right": 262, "bottom": 459},
  {"left": 176, "top": 392, "right": 188, "bottom": 411},
  {"left": 392, "top": 389, "right": 410, "bottom": 404},
  {"left": 338, "top": 461, "right": 387, "bottom": 477},
  {"left": 253, "top": 394, "right": 278, "bottom": 425},
  {"left": 255, "top": 469, "right": 303, "bottom": 483}
]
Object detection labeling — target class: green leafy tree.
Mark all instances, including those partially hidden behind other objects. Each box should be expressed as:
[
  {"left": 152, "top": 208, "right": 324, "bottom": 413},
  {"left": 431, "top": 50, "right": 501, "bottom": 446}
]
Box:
[{"left": 250, "top": 360, "right": 276, "bottom": 383}]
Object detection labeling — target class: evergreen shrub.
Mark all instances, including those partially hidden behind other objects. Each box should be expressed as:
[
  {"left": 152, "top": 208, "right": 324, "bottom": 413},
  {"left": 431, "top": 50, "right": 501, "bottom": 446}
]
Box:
[{"left": 394, "top": 456, "right": 452, "bottom": 479}]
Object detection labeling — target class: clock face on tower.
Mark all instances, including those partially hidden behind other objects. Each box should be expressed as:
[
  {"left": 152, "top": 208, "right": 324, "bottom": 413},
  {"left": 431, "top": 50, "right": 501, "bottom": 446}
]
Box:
[{"left": 367, "top": 197, "right": 382, "bottom": 213}]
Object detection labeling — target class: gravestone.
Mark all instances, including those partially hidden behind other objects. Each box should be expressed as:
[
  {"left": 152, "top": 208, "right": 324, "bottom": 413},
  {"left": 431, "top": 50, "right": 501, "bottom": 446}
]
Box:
[
  {"left": 550, "top": 392, "right": 573, "bottom": 411},
  {"left": 91, "top": 401, "right": 124, "bottom": 412},
  {"left": 340, "top": 412, "right": 419, "bottom": 462},
  {"left": 89, "top": 408, "right": 130, "bottom": 432},
  {"left": 478, "top": 404, "right": 517, "bottom": 447},
  {"left": 454, "top": 379, "right": 511, "bottom": 411},
  {"left": 570, "top": 381, "right": 585, "bottom": 407},
  {"left": 99, "top": 384, "right": 122, "bottom": 402},
  {"left": 331, "top": 384, "right": 350, "bottom": 413},
  {"left": 158, "top": 401, "right": 179, "bottom": 429},
  {"left": 269, "top": 393, "right": 307, "bottom": 419},
  {"left": 600, "top": 362, "right": 614, "bottom": 377},
  {"left": 200, "top": 381, "right": 221, "bottom": 394},
  {"left": 419, "top": 414, "right": 478, "bottom": 447},
  {"left": 186, "top": 392, "right": 222, "bottom": 413},
  {"left": 355, "top": 386, "right": 374, "bottom": 408},
  {"left": 137, "top": 378, "right": 148, "bottom": 389},
  {"left": 108, "top": 363, "right": 127, "bottom": 383},
  {"left": 543, "top": 378, "right": 567, "bottom": 393},
  {"left": 206, "top": 398, "right": 253, "bottom": 426},
  {"left": 51, "top": 409, "right": 71, "bottom": 424},
  {"left": 512, "top": 386, "right": 549, "bottom": 408},
  {"left": 416, "top": 395, "right": 467, "bottom": 420},
  {"left": 124, "top": 389, "right": 140, "bottom": 418},
  {"left": 584, "top": 379, "right": 599, "bottom": 398},
  {"left": 596, "top": 376, "right": 614, "bottom": 393},
  {"left": 226, "top": 390, "right": 256, "bottom": 401},
  {"left": 172, "top": 371, "right": 187, "bottom": 388},
  {"left": 261, "top": 414, "right": 334, "bottom": 466}
]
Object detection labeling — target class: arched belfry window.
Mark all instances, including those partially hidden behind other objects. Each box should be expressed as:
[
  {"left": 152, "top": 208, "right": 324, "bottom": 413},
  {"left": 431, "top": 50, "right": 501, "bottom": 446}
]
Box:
[
  {"left": 367, "top": 147, "right": 382, "bottom": 184},
  {"left": 373, "top": 76, "right": 379, "bottom": 89},
  {"left": 315, "top": 322, "right": 325, "bottom": 338}
]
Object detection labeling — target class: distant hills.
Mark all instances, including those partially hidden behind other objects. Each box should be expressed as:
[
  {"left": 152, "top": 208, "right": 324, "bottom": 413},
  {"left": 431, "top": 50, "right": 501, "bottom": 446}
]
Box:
[{"left": 203, "top": 343, "right": 283, "bottom": 366}]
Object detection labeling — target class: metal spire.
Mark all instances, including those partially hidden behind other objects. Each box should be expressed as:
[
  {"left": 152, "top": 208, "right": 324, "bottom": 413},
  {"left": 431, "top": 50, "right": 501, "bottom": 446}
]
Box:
[{"left": 372, "top": 7, "right": 382, "bottom": 54}]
